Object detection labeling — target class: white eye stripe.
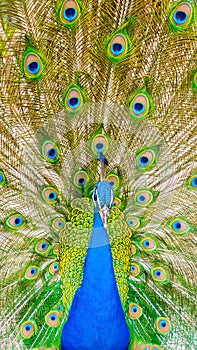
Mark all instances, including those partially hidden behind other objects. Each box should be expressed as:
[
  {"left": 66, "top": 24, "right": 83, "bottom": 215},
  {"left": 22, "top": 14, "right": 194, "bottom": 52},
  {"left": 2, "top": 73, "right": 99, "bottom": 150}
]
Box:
[
  {"left": 92, "top": 187, "right": 113, "bottom": 209},
  {"left": 110, "top": 189, "right": 114, "bottom": 207},
  {"left": 96, "top": 189, "right": 101, "bottom": 209},
  {"left": 92, "top": 189, "right": 101, "bottom": 209}
]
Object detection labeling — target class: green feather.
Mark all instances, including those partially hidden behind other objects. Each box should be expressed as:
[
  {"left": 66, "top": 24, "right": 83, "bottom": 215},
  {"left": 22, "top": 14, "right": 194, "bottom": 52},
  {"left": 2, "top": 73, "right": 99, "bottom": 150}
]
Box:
[
  {"left": 57, "top": 0, "right": 82, "bottom": 27},
  {"left": 22, "top": 47, "right": 45, "bottom": 80},
  {"left": 168, "top": 1, "right": 195, "bottom": 31}
]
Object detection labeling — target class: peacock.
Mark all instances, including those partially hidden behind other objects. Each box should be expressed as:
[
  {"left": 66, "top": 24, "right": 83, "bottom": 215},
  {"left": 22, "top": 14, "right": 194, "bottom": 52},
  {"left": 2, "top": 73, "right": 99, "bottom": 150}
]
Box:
[{"left": 0, "top": 0, "right": 197, "bottom": 349}]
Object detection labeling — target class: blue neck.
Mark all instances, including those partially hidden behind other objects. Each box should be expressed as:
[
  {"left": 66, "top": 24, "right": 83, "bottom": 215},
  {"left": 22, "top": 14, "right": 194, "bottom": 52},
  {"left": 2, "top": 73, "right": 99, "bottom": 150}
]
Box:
[
  {"left": 93, "top": 210, "right": 103, "bottom": 227},
  {"left": 61, "top": 211, "right": 130, "bottom": 350},
  {"left": 89, "top": 211, "right": 109, "bottom": 248}
]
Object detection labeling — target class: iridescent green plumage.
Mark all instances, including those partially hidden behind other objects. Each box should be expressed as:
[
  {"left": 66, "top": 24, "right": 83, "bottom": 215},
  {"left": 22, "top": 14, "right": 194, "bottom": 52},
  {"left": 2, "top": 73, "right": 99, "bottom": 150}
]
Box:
[{"left": 0, "top": 0, "right": 197, "bottom": 349}]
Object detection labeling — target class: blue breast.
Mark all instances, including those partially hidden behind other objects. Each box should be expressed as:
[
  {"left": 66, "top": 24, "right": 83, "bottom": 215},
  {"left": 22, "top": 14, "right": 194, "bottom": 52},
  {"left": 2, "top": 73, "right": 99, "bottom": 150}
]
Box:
[{"left": 61, "top": 211, "right": 130, "bottom": 350}]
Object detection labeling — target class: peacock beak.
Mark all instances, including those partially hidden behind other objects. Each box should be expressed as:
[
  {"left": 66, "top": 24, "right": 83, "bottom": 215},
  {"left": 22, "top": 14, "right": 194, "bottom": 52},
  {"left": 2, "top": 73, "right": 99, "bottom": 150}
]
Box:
[{"left": 100, "top": 204, "right": 110, "bottom": 227}]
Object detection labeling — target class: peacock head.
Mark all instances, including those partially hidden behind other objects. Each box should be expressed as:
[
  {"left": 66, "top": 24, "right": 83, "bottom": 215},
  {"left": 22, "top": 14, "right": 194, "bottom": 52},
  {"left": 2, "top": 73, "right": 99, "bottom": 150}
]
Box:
[{"left": 92, "top": 181, "right": 114, "bottom": 227}]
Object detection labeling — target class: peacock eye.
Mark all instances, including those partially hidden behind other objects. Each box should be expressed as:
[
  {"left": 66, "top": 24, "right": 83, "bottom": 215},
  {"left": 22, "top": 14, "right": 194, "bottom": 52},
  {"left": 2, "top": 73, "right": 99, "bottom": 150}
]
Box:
[
  {"left": 91, "top": 134, "right": 109, "bottom": 156},
  {"left": 133, "top": 102, "right": 144, "bottom": 113},
  {"left": 106, "top": 174, "right": 120, "bottom": 190},
  {"left": 25, "top": 265, "right": 40, "bottom": 280},
  {"left": 130, "top": 263, "right": 141, "bottom": 277},
  {"left": 110, "top": 37, "right": 125, "bottom": 56},
  {"left": 134, "top": 189, "right": 155, "bottom": 207},
  {"left": 64, "top": 7, "right": 77, "bottom": 20},
  {"left": 28, "top": 60, "right": 39, "bottom": 73},
  {"left": 73, "top": 170, "right": 89, "bottom": 188},
  {"left": 112, "top": 197, "right": 121, "bottom": 207},
  {"left": 169, "top": 3, "right": 193, "bottom": 29},
  {"left": 49, "top": 261, "right": 59, "bottom": 274},
  {"left": 0, "top": 169, "right": 7, "bottom": 186},
  {"left": 23, "top": 50, "right": 44, "bottom": 79},
  {"left": 51, "top": 217, "right": 65, "bottom": 231},
  {"left": 21, "top": 320, "right": 36, "bottom": 338},
  {"left": 156, "top": 317, "right": 171, "bottom": 335},
  {"left": 129, "top": 92, "right": 151, "bottom": 119},
  {"left": 69, "top": 96, "right": 79, "bottom": 108},
  {"left": 41, "top": 140, "right": 60, "bottom": 163},
  {"left": 35, "top": 239, "right": 50, "bottom": 255},
  {"left": 58, "top": 0, "right": 81, "bottom": 26},
  {"left": 168, "top": 217, "right": 191, "bottom": 235},
  {"left": 4, "top": 213, "right": 26, "bottom": 230},
  {"left": 58, "top": 304, "right": 63, "bottom": 312},
  {"left": 93, "top": 192, "right": 97, "bottom": 202},
  {"left": 151, "top": 267, "right": 168, "bottom": 283},
  {"left": 53, "top": 244, "right": 59, "bottom": 255},
  {"left": 174, "top": 10, "right": 187, "bottom": 24},
  {"left": 63, "top": 85, "right": 85, "bottom": 114},
  {"left": 107, "top": 33, "right": 129, "bottom": 62},
  {"left": 45, "top": 311, "right": 60, "bottom": 327},
  {"left": 136, "top": 147, "right": 157, "bottom": 170},
  {"left": 187, "top": 173, "right": 197, "bottom": 190},
  {"left": 127, "top": 216, "right": 141, "bottom": 229},
  {"left": 129, "top": 303, "right": 142, "bottom": 319},
  {"left": 41, "top": 186, "right": 59, "bottom": 204},
  {"left": 140, "top": 237, "right": 156, "bottom": 252}
]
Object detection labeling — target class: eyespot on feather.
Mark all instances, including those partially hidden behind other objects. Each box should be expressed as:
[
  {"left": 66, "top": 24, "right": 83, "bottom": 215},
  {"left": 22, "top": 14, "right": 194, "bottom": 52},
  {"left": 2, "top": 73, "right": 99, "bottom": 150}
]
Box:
[
  {"left": 45, "top": 311, "right": 60, "bottom": 327},
  {"left": 140, "top": 237, "right": 156, "bottom": 252},
  {"left": 73, "top": 170, "right": 89, "bottom": 188},
  {"left": 107, "top": 33, "right": 129, "bottom": 62},
  {"left": 25, "top": 265, "right": 40, "bottom": 280},
  {"left": 134, "top": 189, "right": 155, "bottom": 207},
  {"left": 187, "top": 173, "right": 197, "bottom": 190},
  {"left": 130, "top": 263, "right": 141, "bottom": 277},
  {"left": 112, "top": 197, "right": 121, "bottom": 207},
  {"left": 168, "top": 217, "right": 192, "bottom": 235},
  {"left": 129, "top": 303, "right": 142, "bottom": 319},
  {"left": 49, "top": 262, "right": 59, "bottom": 274},
  {"left": 4, "top": 213, "right": 26, "bottom": 230},
  {"left": 22, "top": 49, "right": 44, "bottom": 79},
  {"left": 169, "top": 2, "right": 193, "bottom": 30},
  {"left": 41, "top": 186, "right": 59, "bottom": 204},
  {"left": 156, "top": 317, "right": 171, "bottom": 335},
  {"left": 35, "top": 239, "right": 50, "bottom": 255},
  {"left": 21, "top": 320, "right": 36, "bottom": 338},
  {"left": 151, "top": 267, "right": 168, "bottom": 283},
  {"left": 106, "top": 174, "right": 120, "bottom": 190},
  {"left": 0, "top": 169, "right": 7, "bottom": 186},
  {"left": 58, "top": 0, "right": 81, "bottom": 26},
  {"left": 63, "top": 85, "right": 85, "bottom": 113},
  {"left": 91, "top": 134, "right": 109, "bottom": 156},
  {"left": 127, "top": 216, "right": 141, "bottom": 229},
  {"left": 137, "top": 345, "right": 163, "bottom": 350},
  {"left": 136, "top": 147, "right": 157, "bottom": 170},
  {"left": 41, "top": 140, "right": 60, "bottom": 163},
  {"left": 53, "top": 244, "right": 59, "bottom": 255},
  {"left": 128, "top": 91, "right": 152, "bottom": 119},
  {"left": 51, "top": 217, "right": 65, "bottom": 231}
]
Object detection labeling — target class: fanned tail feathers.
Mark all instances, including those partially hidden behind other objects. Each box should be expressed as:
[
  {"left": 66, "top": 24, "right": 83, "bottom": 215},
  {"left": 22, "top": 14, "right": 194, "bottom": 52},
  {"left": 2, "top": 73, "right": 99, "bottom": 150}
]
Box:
[{"left": 0, "top": 0, "right": 197, "bottom": 349}]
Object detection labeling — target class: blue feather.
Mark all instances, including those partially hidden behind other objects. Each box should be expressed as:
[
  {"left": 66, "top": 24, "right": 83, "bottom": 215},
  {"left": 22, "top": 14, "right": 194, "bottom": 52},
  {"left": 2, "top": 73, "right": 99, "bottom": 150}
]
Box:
[{"left": 61, "top": 210, "right": 130, "bottom": 350}]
